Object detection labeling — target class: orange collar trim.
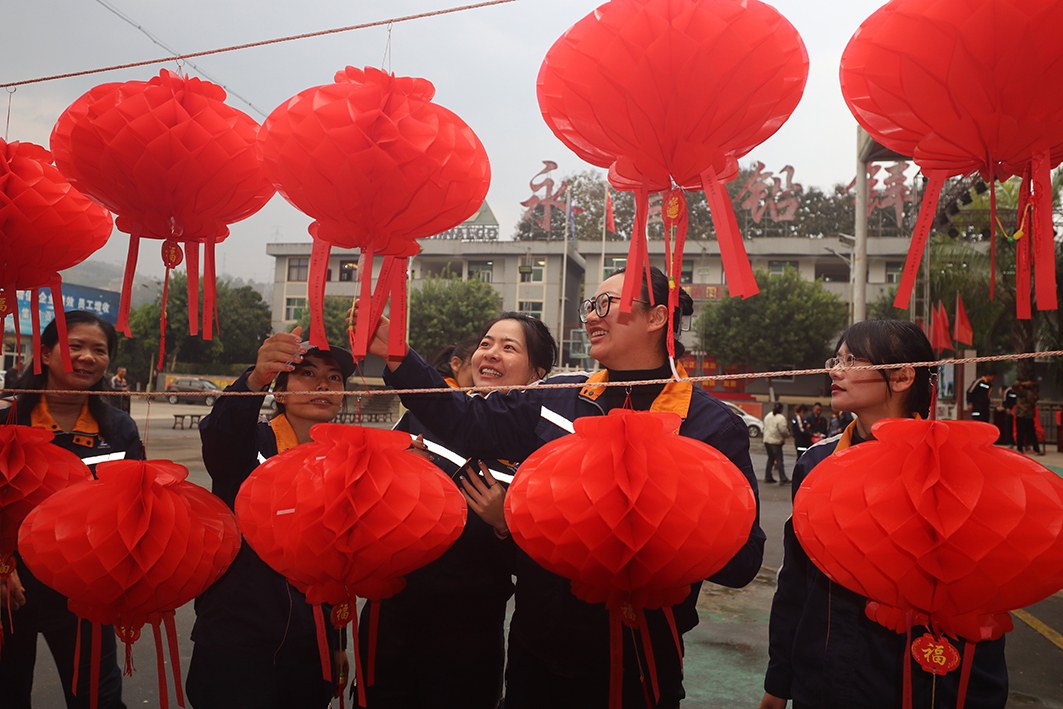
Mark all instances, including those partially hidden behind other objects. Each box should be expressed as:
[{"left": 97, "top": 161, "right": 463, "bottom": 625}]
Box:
[
  {"left": 31, "top": 398, "right": 98, "bottom": 435},
  {"left": 579, "top": 363, "right": 693, "bottom": 418},
  {"left": 270, "top": 415, "right": 301, "bottom": 454}
]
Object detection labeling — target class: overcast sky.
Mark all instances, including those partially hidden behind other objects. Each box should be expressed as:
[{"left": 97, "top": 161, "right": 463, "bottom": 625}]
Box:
[{"left": 3, "top": 0, "right": 889, "bottom": 283}]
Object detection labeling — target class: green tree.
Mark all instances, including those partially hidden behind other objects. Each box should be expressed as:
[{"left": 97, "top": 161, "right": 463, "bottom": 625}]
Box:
[
  {"left": 408, "top": 276, "right": 502, "bottom": 357},
  {"left": 295, "top": 296, "right": 355, "bottom": 349},
  {"left": 696, "top": 268, "right": 848, "bottom": 373}
]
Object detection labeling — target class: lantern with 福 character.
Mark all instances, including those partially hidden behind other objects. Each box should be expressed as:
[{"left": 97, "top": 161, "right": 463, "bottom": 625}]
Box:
[
  {"left": 504, "top": 409, "right": 756, "bottom": 708},
  {"left": 840, "top": 0, "right": 1063, "bottom": 317},
  {"left": 50, "top": 69, "right": 275, "bottom": 342},
  {"left": 537, "top": 0, "right": 809, "bottom": 356},
  {"left": 793, "top": 419, "right": 1063, "bottom": 706},
  {"left": 0, "top": 138, "right": 112, "bottom": 371},
  {"left": 18, "top": 459, "right": 241, "bottom": 709},
  {"left": 235, "top": 424, "right": 466, "bottom": 706},
  {"left": 258, "top": 66, "right": 491, "bottom": 359}
]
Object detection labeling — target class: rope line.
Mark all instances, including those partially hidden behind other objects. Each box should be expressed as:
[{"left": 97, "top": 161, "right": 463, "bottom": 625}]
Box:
[
  {"left": 7, "top": 348, "right": 1062, "bottom": 400},
  {"left": 0, "top": 0, "right": 519, "bottom": 89}
]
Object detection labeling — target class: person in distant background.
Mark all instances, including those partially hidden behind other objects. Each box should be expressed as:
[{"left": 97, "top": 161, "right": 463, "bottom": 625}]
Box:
[
  {"left": 804, "top": 402, "right": 828, "bottom": 444},
  {"left": 966, "top": 372, "right": 995, "bottom": 423},
  {"left": 790, "top": 404, "right": 812, "bottom": 457},
  {"left": 109, "top": 367, "right": 130, "bottom": 413},
  {"left": 762, "top": 403, "right": 790, "bottom": 484}
]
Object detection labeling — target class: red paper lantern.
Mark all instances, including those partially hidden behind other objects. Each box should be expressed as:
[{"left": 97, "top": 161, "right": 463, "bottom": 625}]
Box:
[
  {"left": 0, "top": 138, "right": 113, "bottom": 371},
  {"left": 235, "top": 423, "right": 466, "bottom": 703},
  {"left": 18, "top": 459, "right": 241, "bottom": 709},
  {"left": 258, "top": 66, "right": 491, "bottom": 357},
  {"left": 840, "top": 0, "right": 1063, "bottom": 316},
  {"left": 793, "top": 419, "right": 1063, "bottom": 656},
  {"left": 504, "top": 409, "right": 756, "bottom": 707},
  {"left": 537, "top": 0, "right": 808, "bottom": 311},
  {"left": 50, "top": 69, "right": 275, "bottom": 340}
]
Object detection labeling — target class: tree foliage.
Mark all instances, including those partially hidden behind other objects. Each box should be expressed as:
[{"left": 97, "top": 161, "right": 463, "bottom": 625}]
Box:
[
  {"left": 407, "top": 275, "right": 502, "bottom": 357},
  {"left": 696, "top": 268, "right": 848, "bottom": 371},
  {"left": 295, "top": 296, "right": 355, "bottom": 350}
]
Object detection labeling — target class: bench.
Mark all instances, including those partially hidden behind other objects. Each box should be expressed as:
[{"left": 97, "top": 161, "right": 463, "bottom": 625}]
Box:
[{"left": 172, "top": 413, "right": 202, "bottom": 429}]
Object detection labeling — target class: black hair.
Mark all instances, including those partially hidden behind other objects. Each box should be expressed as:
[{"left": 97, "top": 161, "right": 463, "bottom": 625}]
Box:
[
  {"left": 272, "top": 351, "right": 350, "bottom": 417},
  {"left": 795, "top": 404, "right": 808, "bottom": 414},
  {"left": 833, "top": 319, "right": 935, "bottom": 418},
  {"left": 428, "top": 335, "right": 480, "bottom": 379},
  {"left": 772, "top": 402, "right": 784, "bottom": 415},
  {"left": 609, "top": 266, "right": 694, "bottom": 358},
  {"left": 14, "top": 311, "right": 122, "bottom": 437},
  {"left": 477, "top": 312, "right": 557, "bottom": 380}
]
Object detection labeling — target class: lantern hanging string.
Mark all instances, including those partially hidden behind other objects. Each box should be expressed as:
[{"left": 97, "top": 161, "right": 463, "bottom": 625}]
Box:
[
  {"left": 3, "top": 87, "right": 14, "bottom": 140},
  {"left": 6, "top": 348, "right": 1062, "bottom": 401},
  {"left": 0, "top": 0, "right": 519, "bottom": 90}
]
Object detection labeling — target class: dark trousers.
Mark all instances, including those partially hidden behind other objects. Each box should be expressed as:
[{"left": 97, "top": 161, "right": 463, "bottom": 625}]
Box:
[
  {"left": 1015, "top": 416, "right": 1040, "bottom": 453},
  {"left": 0, "top": 564, "right": 125, "bottom": 709},
  {"left": 764, "top": 443, "right": 786, "bottom": 481}
]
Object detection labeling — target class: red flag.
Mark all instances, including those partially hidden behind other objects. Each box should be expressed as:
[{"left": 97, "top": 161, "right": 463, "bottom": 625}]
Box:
[
  {"left": 932, "top": 301, "right": 953, "bottom": 353},
  {"left": 954, "top": 292, "right": 973, "bottom": 346},
  {"left": 605, "top": 189, "right": 616, "bottom": 234}
]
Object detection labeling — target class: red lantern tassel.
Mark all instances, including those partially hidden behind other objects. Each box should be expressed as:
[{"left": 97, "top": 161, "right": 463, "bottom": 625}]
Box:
[
  {"left": 186, "top": 241, "right": 200, "bottom": 338},
  {"left": 351, "top": 247, "right": 377, "bottom": 359},
  {"left": 608, "top": 608, "right": 623, "bottom": 709},
  {"left": 664, "top": 607, "right": 682, "bottom": 672},
  {"left": 116, "top": 236, "right": 140, "bottom": 337},
  {"left": 700, "top": 166, "right": 758, "bottom": 299},
  {"left": 90, "top": 621, "right": 101, "bottom": 709},
  {"left": 151, "top": 619, "right": 171, "bottom": 709},
  {"left": 50, "top": 278, "right": 73, "bottom": 373},
  {"left": 308, "top": 240, "right": 333, "bottom": 350},
  {"left": 203, "top": 242, "right": 217, "bottom": 341},
  {"left": 894, "top": 172, "right": 946, "bottom": 310},
  {"left": 313, "top": 604, "right": 333, "bottom": 683},
  {"left": 619, "top": 188, "right": 650, "bottom": 314},
  {"left": 1016, "top": 166, "right": 1033, "bottom": 321},
  {"left": 955, "top": 640, "right": 977, "bottom": 709},
  {"left": 379, "top": 256, "right": 410, "bottom": 359},
  {"left": 352, "top": 604, "right": 368, "bottom": 708},
  {"left": 158, "top": 269, "right": 172, "bottom": 373},
  {"left": 637, "top": 611, "right": 660, "bottom": 704},
  {"left": 163, "top": 611, "right": 185, "bottom": 707},
  {"left": 31, "top": 288, "right": 41, "bottom": 375},
  {"left": 662, "top": 189, "right": 690, "bottom": 364},
  {"left": 10, "top": 293, "right": 22, "bottom": 376},
  {"left": 1031, "top": 150, "right": 1057, "bottom": 311},
  {"left": 989, "top": 173, "right": 997, "bottom": 301},
  {"left": 72, "top": 616, "right": 82, "bottom": 696}
]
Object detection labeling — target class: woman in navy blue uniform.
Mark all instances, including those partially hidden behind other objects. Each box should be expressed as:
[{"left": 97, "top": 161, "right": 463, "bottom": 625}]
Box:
[
  {"left": 187, "top": 327, "right": 354, "bottom": 709},
  {"left": 761, "top": 319, "right": 1008, "bottom": 708},
  {"left": 0, "top": 311, "right": 143, "bottom": 709},
  {"left": 353, "top": 267, "right": 764, "bottom": 709},
  {"left": 360, "top": 314, "right": 557, "bottom": 709}
]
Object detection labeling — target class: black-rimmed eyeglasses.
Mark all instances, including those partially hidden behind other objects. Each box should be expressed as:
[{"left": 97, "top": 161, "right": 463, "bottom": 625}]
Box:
[{"left": 577, "top": 293, "right": 649, "bottom": 323}]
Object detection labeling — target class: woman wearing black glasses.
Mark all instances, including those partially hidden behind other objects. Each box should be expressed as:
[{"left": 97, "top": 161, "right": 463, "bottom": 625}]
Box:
[{"left": 353, "top": 266, "right": 763, "bottom": 709}]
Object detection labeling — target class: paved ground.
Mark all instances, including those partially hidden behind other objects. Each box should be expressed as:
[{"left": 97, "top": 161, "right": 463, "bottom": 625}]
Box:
[{"left": 25, "top": 402, "right": 1063, "bottom": 707}]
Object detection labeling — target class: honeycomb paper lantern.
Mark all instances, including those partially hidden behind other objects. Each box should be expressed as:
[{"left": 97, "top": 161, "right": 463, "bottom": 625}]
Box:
[
  {"left": 18, "top": 459, "right": 241, "bottom": 709},
  {"left": 0, "top": 138, "right": 113, "bottom": 371},
  {"left": 258, "top": 66, "right": 491, "bottom": 357},
  {"left": 50, "top": 69, "right": 275, "bottom": 340},
  {"left": 235, "top": 423, "right": 466, "bottom": 704},
  {"left": 538, "top": 0, "right": 809, "bottom": 308},
  {"left": 840, "top": 0, "right": 1063, "bottom": 315},
  {"left": 504, "top": 409, "right": 756, "bottom": 708}
]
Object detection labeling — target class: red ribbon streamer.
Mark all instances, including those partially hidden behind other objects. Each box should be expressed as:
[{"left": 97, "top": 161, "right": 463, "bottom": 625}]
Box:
[
  {"left": 619, "top": 189, "right": 651, "bottom": 315},
  {"left": 1031, "top": 151, "right": 1057, "bottom": 311},
  {"left": 956, "top": 640, "right": 977, "bottom": 708},
  {"left": 1016, "top": 166, "right": 1033, "bottom": 320},
  {"left": 158, "top": 270, "right": 171, "bottom": 372},
  {"left": 608, "top": 608, "right": 623, "bottom": 709},
  {"left": 151, "top": 620, "right": 170, "bottom": 709},
  {"left": 30, "top": 288, "right": 40, "bottom": 375},
  {"left": 116, "top": 235, "right": 140, "bottom": 337},
  {"left": 894, "top": 173, "right": 946, "bottom": 311},
  {"left": 50, "top": 278, "right": 73, "bottom": 373},
  {"left": 163, "top": 611, "right": 185, "bottom": 707},
  {"left": 308, "top": 241, "right": 333, "bottom": 350},
  {"left": 186, "top": 242, "right": 200, "bottom": 338},
  {"left": 700, "top": 167, "right": 758, "bottom": 298},
  {"left": 203, "top": 242, "right": 218, "bottom": 341},
  {"left": 989, "top": 173, "right": 997, "bottom": 302}
]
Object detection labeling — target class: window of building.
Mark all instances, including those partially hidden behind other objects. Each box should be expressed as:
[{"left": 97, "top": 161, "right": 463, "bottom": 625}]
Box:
[
  {"left": 602, "top": 257, "right": 626, "bottom": 280},
  {"left": 468, "top": 260, "right": 494, "bottom": 283},
  {"left": 287, "top": 257, "right": 309, "bottom": 282},
  {"left": 520, "top": 258, "right": 546, "bottom": 283},
  {"left": 339, "top": 260, "right": 358, "bottom": 282},
  {"left": 680, "top": 258, "right": 694, "bottom": 285},
  {"left": 885, "top": 261, "right": 904, "bottom": 285},
  {"left": 768, "top": 260, "right": 799, "bottom": 277},
  {"left": 815, "top": 261, "right": 850, "bottom": 283},
  {"left": 518, "top": 301, "right": 544, "bottom": 319},
  {"left": 284, "top": 297, "right": 307, "bottom": 321}
]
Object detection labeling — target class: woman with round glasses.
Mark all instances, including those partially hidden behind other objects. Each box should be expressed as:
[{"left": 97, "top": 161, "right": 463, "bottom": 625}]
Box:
[
  {"left": 760, "top": 319, "right": 1007, "bottom": 709},
  {"left": 352, "top": 266, "right": 763, "bottom": 709}
]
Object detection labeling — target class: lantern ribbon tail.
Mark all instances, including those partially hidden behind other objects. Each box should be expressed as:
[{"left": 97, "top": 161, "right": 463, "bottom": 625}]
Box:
[
  {"left": 989, "top": 172, "right": 997, "bottom": 301},
  {"left": 638, "top": 610, "right": 660, "bottom": 703},
  {"left": 72, "top": 614, "right": 82, "bottom": 696},
  {"left": 117, "top": 236, "right": 140, "bottom": 337},
  {"left": 31, "top": 288, "right": 41, "bottom": 375},
  {"left": 701, "top": 167, "right": 758, "bottom": 298},
  {"left": 313, "top": 604, "right": 333, "bottom": 683},
  {"left": 375, "top": 257, "right": 409, "bottom": 360},
  {"left": 664, "top": 607, "right": 682, "bottom": 672},
  {"left": 620, "top": 189, "right": 650, "bottom": 314},
  {"left": 351, "top": 601, "right": 367, "bottom": 708},
  {"left": 11, "top": 296, "right": 22, "bottom": 376},
  {"left": 1031, "top": 150, "right": 1057, "bottom": 310},
  {"left": 608, "top": 608, "right": 622, "bottom": 709},
  {"left": 91, "top": 620, "right": 101, "bottom": 709},
  {"left": 902, "top": 620, "right": 913, "bottom": 709},
  {"left": 151, "top": 619, "right": 170, "bottom": 709},
  {"left": 164, "top": 611, "right": 184, "bottom": 707},
  {"left": 50, "top": 277, "right": 73, "bottom": 373},
  {"left": 956, "top": 640, "right": 976, "bottom": 709},
  {"left": 368, "top": 598, "right": 380, "bottom": 686},
  {"left": 203, "top": 242, "right": 217, "bottom": 341},
  {"left": 351, "top": 247, "right": 376, "bottom": 359},
  {"left": 894, "top": 173, "right": 946, "bottom": 310},
  {"left": 186, "top": 242, "right": 200, "bottom": 337},
  {"left": 1016, "top": 166, "right": 1033, "bottom": 320},
  {"left": 158, "top": 269, "right": 172, "bottom": 373},
  {"left": 308, "top": 241, "right": 332, "bottom": 350}
]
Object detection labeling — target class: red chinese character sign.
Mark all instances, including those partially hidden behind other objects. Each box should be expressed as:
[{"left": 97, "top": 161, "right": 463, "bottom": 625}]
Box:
[
  {"left": 258, "top": 66, "right": 491, "bottom": 359},
  {"left": 18, "top": 459, "right": 240, "bottom": 709},
  {"left": 0, "top": 138, "right": 112, "bottom": 372},
  {"left": 235, "top": 424, "right": 466, "bottom": 705},
  {"left": 840, "top": 0, "right": 1063, "bottom": 318},
  {"left": 537, "top": 0, "right": 808, "bottom": 316},
  {"left": 505, "top": 409, "right": 756, "bottom": 709},
  {"left": 793, "top": 419, "right": 1063, "bottom": 705},
  {"left": 50, "top": 69, "right": 275, "bottom": 340}
]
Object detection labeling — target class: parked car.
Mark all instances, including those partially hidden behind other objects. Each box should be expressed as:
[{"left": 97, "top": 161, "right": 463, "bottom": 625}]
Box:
[
  {"left": 165, "top": 378, "right": 221, "bottom": 406},
  {"left": 723, "top": 401, "right": 764, "bottom": 438}
]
